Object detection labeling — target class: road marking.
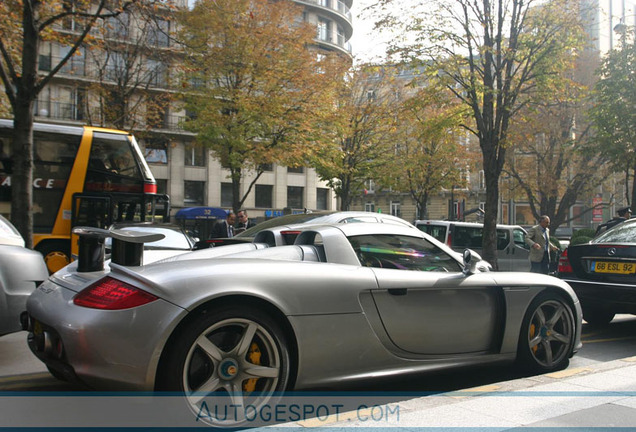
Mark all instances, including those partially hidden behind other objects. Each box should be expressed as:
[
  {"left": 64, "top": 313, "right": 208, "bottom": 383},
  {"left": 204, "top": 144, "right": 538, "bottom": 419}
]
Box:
[
  {"left": 546, "top": 367, "right": 592, "bottom": 379},
  {"left": 450, "top": 384, "right": 501, "bottom": 399},
  {"left": 0, "top": 372, "right": 50, "bottom": 383},
  {"left": 583, "top": 336, "right": 636, "bottom": 344}
]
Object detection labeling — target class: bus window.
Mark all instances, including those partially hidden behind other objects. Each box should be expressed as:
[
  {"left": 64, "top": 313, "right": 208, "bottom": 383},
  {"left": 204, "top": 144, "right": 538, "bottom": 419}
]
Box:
[
  {"left": 33, "top": 133, "right": 81, "bottom": 232},
  {"left": 85, "top": 133, "right": 143, "bottom": 193}
]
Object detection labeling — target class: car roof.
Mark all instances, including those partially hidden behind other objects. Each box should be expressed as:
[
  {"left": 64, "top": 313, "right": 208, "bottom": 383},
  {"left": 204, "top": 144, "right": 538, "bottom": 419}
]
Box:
[
  {"left": 415, "top": 220, "right": 525, "bottom": 230},
  {"left": 236, "top": 211, "right": 414, "bottom": 238}
]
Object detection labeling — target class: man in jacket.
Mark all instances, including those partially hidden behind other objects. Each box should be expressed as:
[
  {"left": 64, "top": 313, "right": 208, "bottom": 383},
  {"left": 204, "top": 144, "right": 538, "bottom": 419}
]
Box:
[
  {"left": 525, "top": 215, "right": 557, "bottom": 274},
  {"left": 211, "top": 212, "right": 236, "bottom": 238},
  {"left": 235, "top": 209, "right": 256, "bottom": 234}
]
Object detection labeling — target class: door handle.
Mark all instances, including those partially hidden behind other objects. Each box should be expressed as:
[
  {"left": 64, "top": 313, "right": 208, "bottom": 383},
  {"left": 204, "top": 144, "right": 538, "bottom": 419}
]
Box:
[{"left": 388, "top": 288, "right": 407, "bottom": 296}]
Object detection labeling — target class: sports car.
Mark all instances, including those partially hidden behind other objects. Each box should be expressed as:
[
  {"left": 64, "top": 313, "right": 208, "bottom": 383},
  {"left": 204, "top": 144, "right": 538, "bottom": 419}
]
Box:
[
  {"left": 558, "top": 218, "right": 636, "bottom": 325},
  {"left": 24, "top": 223, "right": 581, "bottom": 425}
]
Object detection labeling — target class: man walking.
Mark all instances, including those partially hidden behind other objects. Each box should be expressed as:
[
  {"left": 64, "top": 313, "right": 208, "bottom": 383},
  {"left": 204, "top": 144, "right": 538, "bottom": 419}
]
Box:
[{"left": 525, "top": 215, "right": 557, "bottom": 274}]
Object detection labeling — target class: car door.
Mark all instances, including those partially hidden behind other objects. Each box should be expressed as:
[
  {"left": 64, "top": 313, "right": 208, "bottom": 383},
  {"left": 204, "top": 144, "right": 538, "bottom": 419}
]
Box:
[
  {"left": 511, "top": 227, "right": 530, "bottom": 271},
  {"left": 350, "top": 233, "right": 504, "bottom": 356}
]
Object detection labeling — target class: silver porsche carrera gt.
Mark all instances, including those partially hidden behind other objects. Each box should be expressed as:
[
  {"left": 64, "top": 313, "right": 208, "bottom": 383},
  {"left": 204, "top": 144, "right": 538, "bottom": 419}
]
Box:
[{"left": 24, "top": 222, "right": 582, "bottom": 425}]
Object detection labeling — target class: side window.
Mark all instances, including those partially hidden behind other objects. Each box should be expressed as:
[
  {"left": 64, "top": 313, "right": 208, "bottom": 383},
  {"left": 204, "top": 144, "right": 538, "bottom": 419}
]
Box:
[
  {"left": 416, "top": 224, "right": 446, "bottom": 242},
  {"left": 454, "top": 226, "right": 482, "bottom": 248},
  {"left": 496, "top": 229, "right": 510, "bottom": 250},
  {"left": 348, "top": 234, "right": 462, "bottom": 272},
  {"left": 514, "top": 228, "right": 529, "bottom": 249}
]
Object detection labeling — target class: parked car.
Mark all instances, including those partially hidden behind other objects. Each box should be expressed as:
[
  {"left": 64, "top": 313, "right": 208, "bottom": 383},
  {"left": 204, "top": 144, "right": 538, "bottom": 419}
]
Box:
[
  {"left": 25, "top": 222, "right": 581, "bottom": 426},
  {"left": 199, "top": 210, "right": 418, "bottom": 248},
  {"left": 106, "top": 223, "right": 197, "bottom": 264},
  {"left": 558, "top": 218, "right": 636, "bottom": 325},
  {"left": 415, "top": 220, "right": 531, "bottom": 271},
  {"left": 0, "top": 215, "right": 48, "bottom": 336}
]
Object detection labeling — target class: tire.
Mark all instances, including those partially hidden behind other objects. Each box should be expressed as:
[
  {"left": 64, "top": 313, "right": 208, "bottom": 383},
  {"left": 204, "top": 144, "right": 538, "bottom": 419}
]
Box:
[
  {"left": 46, "top": 365, "right": 68, "bottom": 382},
  {"left": 517, "top": 292, "right": 576, "bottom": 373},
  {"left": 157, "top": 305, "right": 291, "bottom": 427},
  {"left": 35, "top": 241, "right": 70, "bottom": 274},
  {"left": 582, "top": 307, "right": 615, "bottom": 326}
]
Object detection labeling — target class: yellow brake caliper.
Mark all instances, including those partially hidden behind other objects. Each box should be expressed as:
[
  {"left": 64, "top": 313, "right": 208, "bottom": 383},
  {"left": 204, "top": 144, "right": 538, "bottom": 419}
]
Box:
[
  {"left": 530, "top": 324, "right": 538, "bottom": 353},
  {"left": 243, "top": 342, "right": 262, "bottom": 393}
]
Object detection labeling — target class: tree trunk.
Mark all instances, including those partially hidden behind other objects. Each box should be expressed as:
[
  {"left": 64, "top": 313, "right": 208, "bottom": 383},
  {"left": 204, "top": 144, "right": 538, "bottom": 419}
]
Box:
[{"left": 11, "top": 105, "right": 35, "bottom": 249}]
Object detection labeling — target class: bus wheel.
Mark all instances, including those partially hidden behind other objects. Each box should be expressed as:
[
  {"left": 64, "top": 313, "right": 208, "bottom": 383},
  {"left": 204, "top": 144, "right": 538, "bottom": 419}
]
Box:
[{"left": 36, "top": 242, "right": 70, "bottom": 274}]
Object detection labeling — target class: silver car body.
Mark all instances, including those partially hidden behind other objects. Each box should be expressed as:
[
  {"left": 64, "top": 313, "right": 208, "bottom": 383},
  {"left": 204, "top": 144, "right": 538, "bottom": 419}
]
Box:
[
  {"left": 0, "top": 216, "right": 48, "bottom": 336},
  {"left": 26, "top": 223, "right": 581, "bottom": 392}
]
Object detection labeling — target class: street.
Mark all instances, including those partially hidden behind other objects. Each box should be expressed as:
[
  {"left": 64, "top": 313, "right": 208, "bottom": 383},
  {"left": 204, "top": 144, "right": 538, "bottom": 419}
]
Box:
[{"left": 1, "top": 315, "right": 636, "bottom": 392}]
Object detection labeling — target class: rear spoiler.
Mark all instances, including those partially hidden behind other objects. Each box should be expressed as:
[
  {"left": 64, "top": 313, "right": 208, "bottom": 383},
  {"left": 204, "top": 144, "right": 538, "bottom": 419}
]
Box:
[{"left": 72, "top": 227, "right": 164, "bottom": 272}]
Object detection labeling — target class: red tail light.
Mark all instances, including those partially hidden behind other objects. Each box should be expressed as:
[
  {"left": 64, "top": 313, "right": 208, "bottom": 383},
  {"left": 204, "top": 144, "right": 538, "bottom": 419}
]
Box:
[
  {"left": 447, "top": 232, "right": 452, "bottom": 247},
  {"left": 558, "top": 248, "right": 573, "bottom": 274},
  {"left": 74, "top": 277, "right": 158, "bottom": 310},
  {"left": 144, "top": 182, "right": 157, "bottom": 194}
]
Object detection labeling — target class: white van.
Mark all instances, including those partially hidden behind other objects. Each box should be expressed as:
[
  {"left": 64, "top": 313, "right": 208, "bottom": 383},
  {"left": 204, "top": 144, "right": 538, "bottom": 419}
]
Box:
[{"left": 415, "top": 220, "right": 531, "bottom": 271}]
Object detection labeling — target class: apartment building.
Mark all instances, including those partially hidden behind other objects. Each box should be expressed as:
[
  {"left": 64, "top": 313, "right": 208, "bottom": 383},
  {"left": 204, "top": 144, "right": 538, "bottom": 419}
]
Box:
[{"left": 33, "top": 0, "right": 354, "bottom": 219}]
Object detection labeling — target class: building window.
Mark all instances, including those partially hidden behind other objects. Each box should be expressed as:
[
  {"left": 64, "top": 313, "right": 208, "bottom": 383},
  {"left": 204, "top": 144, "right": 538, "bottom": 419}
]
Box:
[
  {"left": 221, "top": 183, "right": 233, "bottom": 207},
  {"left": 287, "top": 166, "right": 304, "bottom": 174},
  {"left": 316, "top": 188, "right": 329, "bottom": 210},
  {"left": 184, "top": 142, "right": 206, "bottom": 166},
  {"left": 155, "top": 179, "right": 168, "bottom": 195},
  {"left": 365, "top": 202, "right": 375, "bottom": 213},
  {"left": 149, "top": 18, "right": 170, "bottom": 47},
  {"left": 184, "top": 181, "right": 204, "bottom": 206},
  {"left": 106, "top": 11, "right": 129, "bottom": 39},
  {"left": 317, "top": 18, "right": 330, "bottom": 42},
  {"left": 365, "top": 179, "right": 375, "bottom": 194},
  {"left": 59, "top": 45, "right": 86, "bottom": 76},
  {"left": 259, "top": 163, "right": 273, "bottom": 172},
  {"left": 287, "top": 186, "right": 304, "bottom": 209},
  {"left": 255, "top": 184, "right": 273, "bottom": 208},
  {"left": 390, "top": 201, "right": 401, "bottom": 217},
  {"left": 147, "top": 59, "right": 168, "bottom": 88},
  {"left": 144, "top": 138, "right": 168, "bottom": 164}
]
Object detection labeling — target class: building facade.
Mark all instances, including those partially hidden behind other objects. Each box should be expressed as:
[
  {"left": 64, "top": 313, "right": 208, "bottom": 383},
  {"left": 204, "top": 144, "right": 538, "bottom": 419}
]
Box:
[{"left": 32, "top": 0, "right": 354, "bottom": 221}]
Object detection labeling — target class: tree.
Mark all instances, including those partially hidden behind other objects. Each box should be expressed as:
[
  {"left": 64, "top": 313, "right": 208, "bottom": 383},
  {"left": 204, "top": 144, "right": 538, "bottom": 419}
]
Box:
[
  {"left": 85, "top": 3, "right": 176, "bottom": 132},
  {"left": 178, "top": 0, "right": 343, "bottom": 215},
  {"left": 379, "top": 84, "right": 471, "bottom": 218},
  {"left": 312, "top": 64, "right": 400, "bottom": 211},
  {"left": 0, "top": 0, "right": 138, "bottom": 247},
  {"left": 505, "top": 96, "right": 606, "bottom": 231},
  {"left": 588, "top": 26, "right": 636, "bottom": 209},
  {"left": 371, "top": 0, "right": 584, "bottom": 268}
]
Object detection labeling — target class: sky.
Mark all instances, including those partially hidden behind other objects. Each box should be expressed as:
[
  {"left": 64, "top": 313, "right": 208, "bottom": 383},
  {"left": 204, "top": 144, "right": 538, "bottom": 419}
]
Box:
[{"left": 349, "top": 0, "right": 392, "bottom": 63}]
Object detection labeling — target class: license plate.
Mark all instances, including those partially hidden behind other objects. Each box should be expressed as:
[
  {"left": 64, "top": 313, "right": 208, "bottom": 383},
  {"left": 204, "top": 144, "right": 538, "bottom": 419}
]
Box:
[{"left": 592, "top": 261, "right": 635, "bottom": 274}]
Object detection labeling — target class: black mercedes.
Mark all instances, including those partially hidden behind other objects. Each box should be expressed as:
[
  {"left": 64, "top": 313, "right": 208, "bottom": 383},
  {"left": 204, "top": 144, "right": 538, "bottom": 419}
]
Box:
[{"left": 558, "top": 219, "right": 636, "bottom": 325}]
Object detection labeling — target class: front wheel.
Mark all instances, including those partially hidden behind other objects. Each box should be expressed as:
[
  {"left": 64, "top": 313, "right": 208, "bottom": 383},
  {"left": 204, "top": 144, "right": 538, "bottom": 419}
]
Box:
[
  {"left": 157, "top": 305, "right": 291, "bottom": 427},
  {"left": 517, "top": 292, "right": 576, "bottom": 373}
]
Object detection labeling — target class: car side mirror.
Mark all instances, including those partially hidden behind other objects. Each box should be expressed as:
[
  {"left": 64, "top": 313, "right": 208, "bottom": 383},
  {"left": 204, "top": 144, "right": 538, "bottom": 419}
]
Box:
[{"left": 463, "top": 248, "right": 481, "bottom": 275}]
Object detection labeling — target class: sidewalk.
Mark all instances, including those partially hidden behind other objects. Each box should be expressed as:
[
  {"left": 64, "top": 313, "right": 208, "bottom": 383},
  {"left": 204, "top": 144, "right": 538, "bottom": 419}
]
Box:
[{"left": 282, "top": 356, "right": 636, "bottom": 429}]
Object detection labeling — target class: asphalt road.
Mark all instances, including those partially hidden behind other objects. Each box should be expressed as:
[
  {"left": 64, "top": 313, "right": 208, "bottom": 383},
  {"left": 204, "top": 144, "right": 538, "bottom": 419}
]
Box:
[{"left": 1, "top": 315, "right": 636, "bottom": 392}]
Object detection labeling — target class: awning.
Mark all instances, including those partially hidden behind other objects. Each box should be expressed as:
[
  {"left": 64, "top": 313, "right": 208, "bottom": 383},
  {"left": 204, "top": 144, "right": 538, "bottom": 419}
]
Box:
[{"left": 174, "top": 207, "right": 228, "bottom": 220}]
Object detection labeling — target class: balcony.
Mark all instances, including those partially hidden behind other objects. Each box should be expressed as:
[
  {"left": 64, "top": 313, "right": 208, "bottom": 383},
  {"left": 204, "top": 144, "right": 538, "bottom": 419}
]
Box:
[{"left": 295, "top": 0, "right": 353, "bottom": 36}]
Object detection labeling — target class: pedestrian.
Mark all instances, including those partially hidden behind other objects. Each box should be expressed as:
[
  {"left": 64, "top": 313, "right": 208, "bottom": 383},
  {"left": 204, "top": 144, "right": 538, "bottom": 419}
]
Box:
[
  {"left": 210, "top": 212, "right": 236, "bottom": 238},
  {"left": 525, "top": 215, "right": 558, "bottom": 274},
  {"left": 595, "top": 206, "right": 632, "bottom": 236},
  {"left": 235, "top": 209, "right": 256, "bottom": 234}
]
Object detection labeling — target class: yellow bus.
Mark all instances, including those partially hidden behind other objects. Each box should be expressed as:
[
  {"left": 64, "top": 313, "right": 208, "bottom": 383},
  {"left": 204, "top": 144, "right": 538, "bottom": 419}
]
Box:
[{"left": 0, "top": 119, "right": 169, "bottom": 272}]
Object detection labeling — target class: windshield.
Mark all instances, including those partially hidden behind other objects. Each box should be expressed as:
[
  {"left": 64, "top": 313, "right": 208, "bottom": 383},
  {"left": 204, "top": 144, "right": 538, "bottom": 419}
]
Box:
[
  {"left": 236, "top": 212, "right": 333, "bottom": 238},
  {"left": 593, "top": 220, "right": 636, "bottom": 244}
]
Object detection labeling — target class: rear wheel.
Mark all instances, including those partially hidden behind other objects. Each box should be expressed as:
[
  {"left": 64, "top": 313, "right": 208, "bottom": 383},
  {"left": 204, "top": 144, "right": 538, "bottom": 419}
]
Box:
[
  {"left": 157, "top": 305, "right": 291, "bottom": 427},
  {"left": 517, "top": 292, "right": 576, "bottom": 373},
  {"left": 582, "top": 306, "right": 615, "bottom": 326}
]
